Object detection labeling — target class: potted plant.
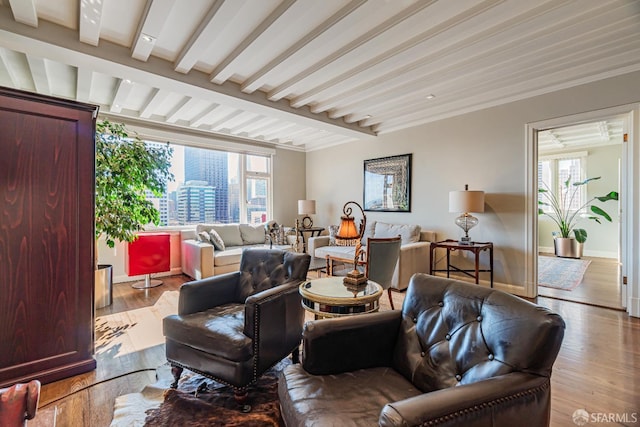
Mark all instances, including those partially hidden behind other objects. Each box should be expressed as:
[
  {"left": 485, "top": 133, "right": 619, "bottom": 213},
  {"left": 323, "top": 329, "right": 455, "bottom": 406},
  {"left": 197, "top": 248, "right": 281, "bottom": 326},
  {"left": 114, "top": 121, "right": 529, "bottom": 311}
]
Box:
[
  {"left": 95, "top": 119, "right": 173, "bottom": 307},
  {"left": 538, "top": 176, "right": 618, "bottom": 258}
]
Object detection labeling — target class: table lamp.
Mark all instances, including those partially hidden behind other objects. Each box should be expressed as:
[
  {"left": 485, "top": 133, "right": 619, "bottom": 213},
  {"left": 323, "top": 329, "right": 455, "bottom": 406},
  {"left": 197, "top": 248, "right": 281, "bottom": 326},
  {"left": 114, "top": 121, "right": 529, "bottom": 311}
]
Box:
[
  {"left": 336, "top": 201, "right": 368, "bottom": 286},
  {"left": 449, "top": 185, "right": 485, "bottom": 245},
  {"left": 297, "top": 199, "right": 316, "bottom": 228}
]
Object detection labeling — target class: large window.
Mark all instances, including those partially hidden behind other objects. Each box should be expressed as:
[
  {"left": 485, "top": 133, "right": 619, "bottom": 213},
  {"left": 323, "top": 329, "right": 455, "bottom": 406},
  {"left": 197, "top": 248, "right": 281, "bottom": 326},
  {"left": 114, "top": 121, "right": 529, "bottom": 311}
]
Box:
[
  {"left": 538, "top": 152, "right": 587, "bottom": 213},
  {"left": 145, "top": 142, "right": 271, "bottom": 225}
]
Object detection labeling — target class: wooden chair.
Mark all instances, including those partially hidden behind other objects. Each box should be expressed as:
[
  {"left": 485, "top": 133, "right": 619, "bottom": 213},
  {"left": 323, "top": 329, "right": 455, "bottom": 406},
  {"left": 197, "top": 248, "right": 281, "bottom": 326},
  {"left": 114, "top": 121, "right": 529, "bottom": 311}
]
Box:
[{"left": 326, "top": 236, "right": 402, "bottom": 309}]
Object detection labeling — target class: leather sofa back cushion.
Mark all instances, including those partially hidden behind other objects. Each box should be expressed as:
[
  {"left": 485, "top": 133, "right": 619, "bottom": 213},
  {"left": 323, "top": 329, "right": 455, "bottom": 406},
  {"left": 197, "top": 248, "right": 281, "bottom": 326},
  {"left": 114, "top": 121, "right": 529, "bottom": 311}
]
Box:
[
  {"left": 374, "top": 222, "right": 420, "bottom": 244},
  {"left": 393, "top": 274, "right": 565, "bottom": 393},
  {"left": 239, "top": 223, "right": 267, "bottom": 245}
]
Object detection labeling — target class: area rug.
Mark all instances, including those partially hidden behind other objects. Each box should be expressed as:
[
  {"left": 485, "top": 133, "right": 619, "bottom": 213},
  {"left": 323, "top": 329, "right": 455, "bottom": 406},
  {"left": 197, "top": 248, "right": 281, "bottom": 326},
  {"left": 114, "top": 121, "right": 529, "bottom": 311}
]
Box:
[
  {"left": 95, "top": 290, "right": 179, "bottom": 358},
  {"left": 111, "top": 359, "right": 288, "bottom": 427},
  {"left": 538, "top": 255, "right": 591, "bottom": 291}
]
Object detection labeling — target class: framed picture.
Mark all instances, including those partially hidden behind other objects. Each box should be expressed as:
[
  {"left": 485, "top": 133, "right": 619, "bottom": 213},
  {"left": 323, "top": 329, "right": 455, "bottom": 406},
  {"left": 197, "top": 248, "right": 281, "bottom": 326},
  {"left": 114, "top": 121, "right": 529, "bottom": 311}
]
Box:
[{"left": 363, "top": 154, "right": 412, "bottom": 212}]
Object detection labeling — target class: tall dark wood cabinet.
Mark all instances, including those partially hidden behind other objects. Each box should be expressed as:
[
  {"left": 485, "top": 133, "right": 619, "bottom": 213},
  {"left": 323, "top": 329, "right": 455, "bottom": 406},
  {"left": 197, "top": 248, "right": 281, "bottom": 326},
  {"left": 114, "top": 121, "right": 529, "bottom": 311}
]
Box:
[{"left": 0, "top": 87, "right": 98, "bottom": 387}]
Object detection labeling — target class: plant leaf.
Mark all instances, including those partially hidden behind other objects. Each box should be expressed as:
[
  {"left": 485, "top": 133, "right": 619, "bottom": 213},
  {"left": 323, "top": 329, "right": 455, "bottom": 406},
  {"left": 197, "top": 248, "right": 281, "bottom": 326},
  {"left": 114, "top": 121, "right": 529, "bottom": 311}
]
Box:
[
  {"left": 595, "top": 191, "right": 618, "bottom": 202},
  {"left": 590, "top": 205, "right": 612, "bottom": 222},
  {"left": 574, "top": 228, "right": 587, "bottom": 243}
]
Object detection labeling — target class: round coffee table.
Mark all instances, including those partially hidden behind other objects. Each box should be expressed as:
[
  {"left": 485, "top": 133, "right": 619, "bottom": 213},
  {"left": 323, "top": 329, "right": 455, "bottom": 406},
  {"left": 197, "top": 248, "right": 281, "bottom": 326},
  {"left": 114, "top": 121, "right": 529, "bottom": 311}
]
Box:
[{"left": 299, "top": 276, "right": 383, "bottom": 319}]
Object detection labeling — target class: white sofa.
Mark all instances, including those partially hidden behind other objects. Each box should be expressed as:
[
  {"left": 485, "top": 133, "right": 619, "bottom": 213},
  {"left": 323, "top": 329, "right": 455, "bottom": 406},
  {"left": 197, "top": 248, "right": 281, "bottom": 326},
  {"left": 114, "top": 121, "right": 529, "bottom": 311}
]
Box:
[
  {"left": 180, "top": 223, "right": 293, "bottom": 279},
  {"left": 308, "top": 221, "right": 436, "bottom": 291}
]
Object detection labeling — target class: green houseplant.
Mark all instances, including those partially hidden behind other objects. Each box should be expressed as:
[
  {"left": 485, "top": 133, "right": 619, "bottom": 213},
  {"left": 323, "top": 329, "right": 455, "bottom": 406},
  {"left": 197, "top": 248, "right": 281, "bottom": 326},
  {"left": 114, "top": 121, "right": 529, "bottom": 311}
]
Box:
[
  {"left": 94, "top": 119, "right": 173, "bottom": 307},
  {"left": 538, "top": 176, "right": 618, "bottom": 258}
]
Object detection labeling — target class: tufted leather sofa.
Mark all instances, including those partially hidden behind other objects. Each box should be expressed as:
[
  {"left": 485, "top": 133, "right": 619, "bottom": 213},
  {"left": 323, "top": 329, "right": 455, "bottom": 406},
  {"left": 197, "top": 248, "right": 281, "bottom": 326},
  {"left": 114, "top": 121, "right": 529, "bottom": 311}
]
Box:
[
  {"left": 278, "top": 273, "right": 565, "bottom": 426},
  {"left": 163, "top": 248, "right": 310, "bottom": 405}
]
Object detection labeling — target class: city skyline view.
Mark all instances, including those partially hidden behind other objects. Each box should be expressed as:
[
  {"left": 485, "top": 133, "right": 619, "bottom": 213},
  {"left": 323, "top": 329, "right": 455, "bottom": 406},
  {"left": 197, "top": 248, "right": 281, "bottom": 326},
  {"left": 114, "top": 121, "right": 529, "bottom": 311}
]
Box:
[{"left": 146, "top": 142, "right": 268, "bottom": 226}]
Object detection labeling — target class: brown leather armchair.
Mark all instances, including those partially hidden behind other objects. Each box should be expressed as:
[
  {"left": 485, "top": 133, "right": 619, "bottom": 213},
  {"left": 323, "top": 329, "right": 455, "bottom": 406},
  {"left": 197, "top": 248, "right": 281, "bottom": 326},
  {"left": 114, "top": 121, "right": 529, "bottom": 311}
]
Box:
[
  {"left": 163, "top": 248, "right": 310, "bottom": 406},
  {"left": 279, "top": 273, "right": 565, "bottom": 426}
]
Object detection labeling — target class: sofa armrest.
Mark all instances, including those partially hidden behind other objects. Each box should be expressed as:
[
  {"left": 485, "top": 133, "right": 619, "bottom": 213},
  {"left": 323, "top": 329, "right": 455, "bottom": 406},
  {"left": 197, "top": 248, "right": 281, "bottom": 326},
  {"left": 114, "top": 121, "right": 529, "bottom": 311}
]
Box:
[
  {"left": 302, "top": 310, "right": 402, "bottom": 375},
  {"left": 394, "top": 241, "right": 431, "bottom": 291},
  {"left": 379, "top": 373, "right": 550, "bottom": 427},
  {"left": 181, "top": 239, "right": 214, "bottom": 279},
  {"left": 178, "top": 272, "right": 240, "bottom": 315},
  {"left": 308, "top": 235, "right": 330, "bottom": 258}
]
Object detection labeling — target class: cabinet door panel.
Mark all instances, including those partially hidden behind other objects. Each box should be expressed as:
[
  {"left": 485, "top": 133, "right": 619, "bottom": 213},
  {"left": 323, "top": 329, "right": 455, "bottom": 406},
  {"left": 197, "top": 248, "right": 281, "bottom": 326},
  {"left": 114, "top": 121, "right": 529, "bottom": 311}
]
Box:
[{"left": 0, "top": 88, "right": 97, "bottom": 386}]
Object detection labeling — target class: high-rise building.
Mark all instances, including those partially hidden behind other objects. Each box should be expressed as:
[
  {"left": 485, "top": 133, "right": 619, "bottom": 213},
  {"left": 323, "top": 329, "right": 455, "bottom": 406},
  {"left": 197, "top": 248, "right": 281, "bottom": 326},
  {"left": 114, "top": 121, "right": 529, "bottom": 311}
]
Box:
[
  {"left": 184, "top": 147, "right": 229, "bottom": 223},
  {"left": 176, "top": 181, "right": 216, "bottom": 224},
  {"left": 145, "top": 190, "right": 170, "bottom": 226},
  {"left": 228, "top": 179, "right": 240, "bottom": 223}
]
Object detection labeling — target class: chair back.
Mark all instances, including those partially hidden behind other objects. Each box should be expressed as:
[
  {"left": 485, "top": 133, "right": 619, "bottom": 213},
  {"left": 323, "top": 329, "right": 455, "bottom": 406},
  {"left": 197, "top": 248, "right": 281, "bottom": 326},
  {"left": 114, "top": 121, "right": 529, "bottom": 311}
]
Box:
[
  {"left": 393, "top": 274, "right": 565, "bottom": 393},
  {"left": 237, "top": 248, "right": 310, "bottom": 301},
  {"left": 365, "top": 237, "right": 401, "bottom": 291}
]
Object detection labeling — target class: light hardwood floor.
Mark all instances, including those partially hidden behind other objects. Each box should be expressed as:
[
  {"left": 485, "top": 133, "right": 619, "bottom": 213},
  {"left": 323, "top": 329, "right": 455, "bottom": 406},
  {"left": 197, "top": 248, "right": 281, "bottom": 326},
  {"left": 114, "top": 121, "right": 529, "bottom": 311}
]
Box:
[
  {"left": 31, "top": 274, "right": 640, "bottom": 426},
  {"left": 537, "top": 254, "right": 623, "bottom": 310}
]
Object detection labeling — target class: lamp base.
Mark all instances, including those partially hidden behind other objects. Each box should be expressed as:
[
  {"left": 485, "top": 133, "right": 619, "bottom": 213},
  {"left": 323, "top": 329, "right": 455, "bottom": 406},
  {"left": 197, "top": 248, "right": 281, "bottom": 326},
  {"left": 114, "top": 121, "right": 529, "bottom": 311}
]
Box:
[
  {"left": 458, "top": 236, "right": 473, "bottom": 245},
  {"left": 301, "top": 216, "right": 313, "bottom": 228},
  {"left": 343, "top": 270, "right": 368, "bottom": 287},
  {"left": 131, "top": 274, "right": 163, "bottom": 289}
]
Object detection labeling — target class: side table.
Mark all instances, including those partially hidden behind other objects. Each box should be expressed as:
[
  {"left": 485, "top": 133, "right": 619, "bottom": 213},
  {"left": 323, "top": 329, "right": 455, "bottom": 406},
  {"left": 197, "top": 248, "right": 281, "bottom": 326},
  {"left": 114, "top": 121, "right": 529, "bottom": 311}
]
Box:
[
  {"left": 429, "top": 239, "right": 493, "bottom": 287},
  {"left": 297, "top": 226, "right": 324, "bottom": 253},
  {"left": 299, "top": 277, "right": 382, "bottom": 319}
]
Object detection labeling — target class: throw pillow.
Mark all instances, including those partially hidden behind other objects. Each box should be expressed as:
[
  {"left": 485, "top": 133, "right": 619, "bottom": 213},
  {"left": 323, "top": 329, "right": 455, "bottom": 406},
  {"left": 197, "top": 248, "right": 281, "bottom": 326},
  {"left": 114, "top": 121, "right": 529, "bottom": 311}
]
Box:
[
  {"left": 197, "top": 231, "right": 211, "bottom": 243},
  {"left": 360, "top": 220, "right": 376, "bottom": 246},
  {"left": 328, "top": 225, "right": 339, "bottom": 246},
  {"left": 207, "top": 229, "right": 225, "bottom": 251},
  {"left": 211, "top": 224, "right": 244, "bottom": 247},
  {"left": 374, "top": 222, "right": 420, "bottom": 244},
  {"left": 239, "top": 223, "right": 268, "bottom": 245}
]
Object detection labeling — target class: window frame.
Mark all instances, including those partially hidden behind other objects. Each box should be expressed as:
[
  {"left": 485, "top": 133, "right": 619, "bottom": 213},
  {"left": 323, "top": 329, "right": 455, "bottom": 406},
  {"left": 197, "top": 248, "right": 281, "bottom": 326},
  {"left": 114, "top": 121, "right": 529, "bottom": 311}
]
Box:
[
  {"left": 538, "top": 151, "right": 588, "bottom": 214},
  {"left": 144, "top": 141, "right": 273, "bottom": 227}
]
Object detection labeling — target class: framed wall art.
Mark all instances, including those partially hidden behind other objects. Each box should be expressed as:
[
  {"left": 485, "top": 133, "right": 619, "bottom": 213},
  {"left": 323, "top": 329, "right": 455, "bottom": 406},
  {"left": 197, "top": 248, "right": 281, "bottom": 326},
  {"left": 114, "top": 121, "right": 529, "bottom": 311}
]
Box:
[{"left": 363, "top": 153, "right": 412, "bottom": 212}]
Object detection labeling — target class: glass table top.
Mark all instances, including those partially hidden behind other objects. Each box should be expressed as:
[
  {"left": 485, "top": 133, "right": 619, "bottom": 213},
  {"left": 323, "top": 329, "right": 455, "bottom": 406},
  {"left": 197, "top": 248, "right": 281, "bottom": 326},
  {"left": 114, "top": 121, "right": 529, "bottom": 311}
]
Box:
[{"left": 300, "top": 276, "right": 381, "bottom": 299}]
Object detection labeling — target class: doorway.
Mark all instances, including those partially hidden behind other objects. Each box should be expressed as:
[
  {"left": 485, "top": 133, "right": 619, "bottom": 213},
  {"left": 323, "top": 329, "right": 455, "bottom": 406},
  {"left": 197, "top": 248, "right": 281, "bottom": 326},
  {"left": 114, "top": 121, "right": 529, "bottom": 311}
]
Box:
[{"left": 536, "top": 118, "right": 623, "bottom": 308}]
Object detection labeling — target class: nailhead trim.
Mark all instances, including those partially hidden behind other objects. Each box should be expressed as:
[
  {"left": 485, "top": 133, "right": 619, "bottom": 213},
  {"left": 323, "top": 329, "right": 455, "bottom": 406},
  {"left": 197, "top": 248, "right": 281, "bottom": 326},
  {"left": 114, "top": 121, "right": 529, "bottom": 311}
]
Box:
[
  {"left": 167, "top": 280, "right": 303, "bottom": 395},
  {"left": 417, "top": 381, "right": 550, "bottom": 426}
]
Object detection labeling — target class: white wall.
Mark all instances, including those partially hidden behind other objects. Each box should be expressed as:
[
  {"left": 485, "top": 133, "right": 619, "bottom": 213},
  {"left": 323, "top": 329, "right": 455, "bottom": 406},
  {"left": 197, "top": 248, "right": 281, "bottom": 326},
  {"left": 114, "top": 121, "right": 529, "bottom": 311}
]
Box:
[
  {"left": 539, "top": 144, "right": 621, "bottom": 258},
  {"left": 307, "top": 70, "right": 640, "bottom": 295}
]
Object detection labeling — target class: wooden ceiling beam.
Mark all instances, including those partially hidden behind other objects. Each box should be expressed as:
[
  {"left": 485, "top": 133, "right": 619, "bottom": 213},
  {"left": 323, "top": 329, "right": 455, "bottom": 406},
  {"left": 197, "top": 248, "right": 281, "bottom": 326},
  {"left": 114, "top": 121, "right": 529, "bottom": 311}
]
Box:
[
  {"left": 8, "top": 0, "right": 37, "bottom": 27},
  {"left": 209, "top": 0, "right": 295, "bottom": 85},
  {"left": 132, "top": 0, "right": 176, "bottom": 61},
  {"left": 79, "top": 0, "right": 105, "bottom": 46}
]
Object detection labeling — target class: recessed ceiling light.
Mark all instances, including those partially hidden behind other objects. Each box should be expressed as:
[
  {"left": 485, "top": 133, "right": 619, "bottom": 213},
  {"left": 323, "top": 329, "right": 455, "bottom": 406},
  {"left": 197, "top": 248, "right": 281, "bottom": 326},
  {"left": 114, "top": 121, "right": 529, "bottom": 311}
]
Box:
[
  {"left": 141, "top": 34, "right": 156, "bottom": 43},
  {"left": 363, "top": 115, "right": 372, "bottom": 119},
  {"left": 426, "top": 94, "right": 436, "bottom": 100}
]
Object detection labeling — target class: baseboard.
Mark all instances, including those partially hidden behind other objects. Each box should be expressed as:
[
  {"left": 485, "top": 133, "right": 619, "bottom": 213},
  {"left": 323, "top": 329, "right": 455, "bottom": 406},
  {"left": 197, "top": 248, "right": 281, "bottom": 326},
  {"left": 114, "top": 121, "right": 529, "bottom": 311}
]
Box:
[
  {"left": 628, "top": 296, "right": 640, "bottom": 317},
  {"left": 113, "top": 267, "right": 183, "bottom": 284},
  {"left": 538, "top": 246, "right": 617, "bottom": 259}
]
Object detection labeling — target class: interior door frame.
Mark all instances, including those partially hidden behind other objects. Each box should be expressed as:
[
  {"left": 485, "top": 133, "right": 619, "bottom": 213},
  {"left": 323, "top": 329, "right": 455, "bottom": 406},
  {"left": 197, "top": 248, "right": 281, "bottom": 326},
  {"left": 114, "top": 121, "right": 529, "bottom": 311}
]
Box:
[{"left": 525, "top": 104, "right": 638, "bottom": 314}]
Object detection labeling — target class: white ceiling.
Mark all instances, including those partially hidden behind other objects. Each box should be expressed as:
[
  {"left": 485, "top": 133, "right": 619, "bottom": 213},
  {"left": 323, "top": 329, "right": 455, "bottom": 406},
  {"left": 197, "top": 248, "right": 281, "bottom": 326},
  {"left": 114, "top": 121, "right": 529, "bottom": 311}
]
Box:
[
  {"left": 0, "top": 0, "right": 639, "bottom": 152},
  {"left": 538, "top": 118, "right": 625, "bottom": 154}
]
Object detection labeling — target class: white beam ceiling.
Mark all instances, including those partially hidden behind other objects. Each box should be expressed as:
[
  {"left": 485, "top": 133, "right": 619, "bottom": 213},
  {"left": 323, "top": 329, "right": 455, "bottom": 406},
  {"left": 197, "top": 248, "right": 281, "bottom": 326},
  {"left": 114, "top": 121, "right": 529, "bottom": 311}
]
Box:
[{"left": 0, "top": 0, "right": 637, "bottom": 152}]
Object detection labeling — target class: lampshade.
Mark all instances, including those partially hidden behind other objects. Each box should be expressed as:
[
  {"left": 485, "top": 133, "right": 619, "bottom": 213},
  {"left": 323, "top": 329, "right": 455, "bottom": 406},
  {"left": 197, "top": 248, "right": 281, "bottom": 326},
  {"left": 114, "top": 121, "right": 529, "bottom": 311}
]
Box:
[
  {"left": 297, "top": 199, "right": 316, "bottom": 215},
  {"left": 449, "top": 188, "right": 485, "bottom": 213},
  {"left": 335, "top": 201, "right": 368, "bottom": 287},
  {"left": 337, "top": 216, "right": 359, "bottom": 239}
]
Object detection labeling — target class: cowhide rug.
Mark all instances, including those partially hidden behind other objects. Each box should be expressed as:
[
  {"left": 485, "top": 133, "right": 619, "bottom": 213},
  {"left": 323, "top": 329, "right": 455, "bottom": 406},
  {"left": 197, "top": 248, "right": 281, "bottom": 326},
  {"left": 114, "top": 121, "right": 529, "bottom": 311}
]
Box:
[{"left": 111, "top": 359, "right": 289, "bottom": 426}]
